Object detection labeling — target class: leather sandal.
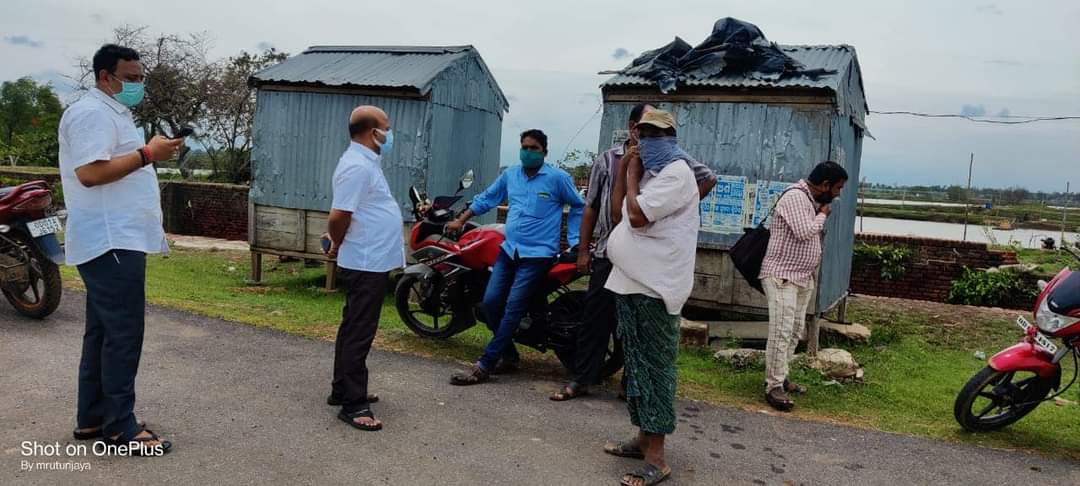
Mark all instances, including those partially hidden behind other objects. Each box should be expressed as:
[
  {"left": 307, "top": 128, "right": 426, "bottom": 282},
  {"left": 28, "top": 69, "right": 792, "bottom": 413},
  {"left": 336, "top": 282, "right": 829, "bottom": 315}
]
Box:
[
  {"left": 603, "top": 439, "right": 645, "bottom": 459},
  {"left": 621, "top": 463, "right": 672, "bottom": 486},
  {"left": 450, "top": 364, "right": 490, "bottom": 386},
  {"left": 550, "top": 382, "right": 589, "bottom": 401},
  {"left": 766, "top": 387, "right": 795, "bottom": 412}
]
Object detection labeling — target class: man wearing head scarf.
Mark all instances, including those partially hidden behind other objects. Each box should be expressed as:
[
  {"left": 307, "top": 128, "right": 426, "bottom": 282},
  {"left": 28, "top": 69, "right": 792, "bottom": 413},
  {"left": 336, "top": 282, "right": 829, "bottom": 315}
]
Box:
[{"left": 601, "top": 109, "right": 699, "bottom": 486}]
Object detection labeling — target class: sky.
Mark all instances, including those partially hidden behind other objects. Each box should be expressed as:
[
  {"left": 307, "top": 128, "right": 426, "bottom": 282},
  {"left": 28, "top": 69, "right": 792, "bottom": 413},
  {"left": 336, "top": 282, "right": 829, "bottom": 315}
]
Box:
[{"left": 2, "top": 0, "right": 1078, "bottom": 191}]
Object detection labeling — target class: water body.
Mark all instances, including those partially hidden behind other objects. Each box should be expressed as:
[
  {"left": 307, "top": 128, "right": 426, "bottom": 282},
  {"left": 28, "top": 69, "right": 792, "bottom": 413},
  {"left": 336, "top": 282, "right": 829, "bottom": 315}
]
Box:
[
  {"left": 862, "top": 198, "right": 966, "bottom": 208},
  {"left": 856, "top": 216, "right": 1079, "bottom": 249}
]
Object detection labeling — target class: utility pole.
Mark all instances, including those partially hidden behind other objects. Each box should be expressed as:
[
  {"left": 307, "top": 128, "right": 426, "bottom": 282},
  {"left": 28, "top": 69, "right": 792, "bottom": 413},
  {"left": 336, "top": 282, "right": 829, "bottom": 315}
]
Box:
[
  {"left": 962, "top": 153, "right": 974, "bottom": 241},
  {"left": 1063, "top": 182, "right": 1071, "bottom": 248}
]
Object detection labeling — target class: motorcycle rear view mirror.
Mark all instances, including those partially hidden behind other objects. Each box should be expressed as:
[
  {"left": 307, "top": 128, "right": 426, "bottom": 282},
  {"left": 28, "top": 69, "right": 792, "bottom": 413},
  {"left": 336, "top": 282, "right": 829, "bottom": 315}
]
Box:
[
  {"left": 409, "top": 186, "right": 422, "bottom": 205},
  {"left": 457, "top": 170, "right": 474, "bottom": 193}
]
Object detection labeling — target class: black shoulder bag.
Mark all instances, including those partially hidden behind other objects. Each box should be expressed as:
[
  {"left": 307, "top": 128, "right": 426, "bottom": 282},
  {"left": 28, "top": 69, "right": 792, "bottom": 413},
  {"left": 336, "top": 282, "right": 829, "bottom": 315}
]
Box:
[{"left": 728, "top": 187, "right": 800, "bottom": 294}]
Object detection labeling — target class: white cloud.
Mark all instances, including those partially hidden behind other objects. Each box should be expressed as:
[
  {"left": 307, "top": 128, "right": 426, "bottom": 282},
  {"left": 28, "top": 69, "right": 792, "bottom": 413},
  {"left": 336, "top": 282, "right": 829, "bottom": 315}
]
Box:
[{"left": 3, "top": 35, "right": 43, "bottom": 48}]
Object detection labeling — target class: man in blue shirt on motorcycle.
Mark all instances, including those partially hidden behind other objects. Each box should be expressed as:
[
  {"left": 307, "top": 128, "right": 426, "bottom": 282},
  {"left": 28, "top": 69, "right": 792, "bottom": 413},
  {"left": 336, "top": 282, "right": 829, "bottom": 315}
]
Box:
[{"left": 446, "top": 129, "right": 584, "bottom": 385}]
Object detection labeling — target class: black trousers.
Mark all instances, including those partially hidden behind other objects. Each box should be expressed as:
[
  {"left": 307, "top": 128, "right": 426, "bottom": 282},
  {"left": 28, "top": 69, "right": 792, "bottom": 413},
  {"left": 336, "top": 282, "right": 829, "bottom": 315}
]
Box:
[
  {"left": 571, "top": 257, "right": 618, "bottom": 386},
  {"left": 76, "top": 250, "right": 146, "bottom": 440},
  {"left": 332, "top": 268, "right": 389, "bottom": 413}
]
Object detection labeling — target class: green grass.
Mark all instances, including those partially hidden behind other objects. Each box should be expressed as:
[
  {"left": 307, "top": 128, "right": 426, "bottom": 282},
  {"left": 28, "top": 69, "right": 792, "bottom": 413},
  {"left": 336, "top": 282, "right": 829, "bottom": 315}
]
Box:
[
  {"left": 0, "top": 166, "right": 60, "bottom": 175},
  {"left": 1014, "top": 247, "right": 1078, "bottom": 277},
  {"left": 60, "top": 249, "right": 1080, "bottom": 460}
]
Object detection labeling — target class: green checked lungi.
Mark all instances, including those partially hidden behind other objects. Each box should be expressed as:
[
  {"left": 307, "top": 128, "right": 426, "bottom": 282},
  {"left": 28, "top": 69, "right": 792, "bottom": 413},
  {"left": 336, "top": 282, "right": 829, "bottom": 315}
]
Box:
[{"left": 615, "top": 293, "right": 680, "bottom": 435}]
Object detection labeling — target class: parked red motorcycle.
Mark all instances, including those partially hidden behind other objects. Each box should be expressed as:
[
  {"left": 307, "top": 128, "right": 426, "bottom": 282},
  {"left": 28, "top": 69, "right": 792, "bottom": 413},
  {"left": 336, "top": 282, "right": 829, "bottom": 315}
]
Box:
[
  {"left": 394, "top": 171, "right": 622, "bottom": 379},
  {"left": 0, "top": 180, "right": 64, "bottom": 319},
  {"left": 954, "top": 246, "right": 1080, "bottom": 431}
]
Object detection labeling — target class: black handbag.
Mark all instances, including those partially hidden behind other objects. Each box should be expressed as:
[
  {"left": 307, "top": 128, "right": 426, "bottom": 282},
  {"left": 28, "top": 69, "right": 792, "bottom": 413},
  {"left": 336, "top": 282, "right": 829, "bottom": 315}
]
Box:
[{"left": 729, "top": 187, "right": 800, "bottom": 293}]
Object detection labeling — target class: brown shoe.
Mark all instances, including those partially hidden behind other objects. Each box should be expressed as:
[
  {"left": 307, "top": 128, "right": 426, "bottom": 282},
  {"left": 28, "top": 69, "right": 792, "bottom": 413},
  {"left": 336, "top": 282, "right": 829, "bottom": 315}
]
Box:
[
  {"left": 450, "top": 364, "right": 490, "bottom": 386},
  {"left": 765, "top": 387, "right": 794, "bottom": 412}
]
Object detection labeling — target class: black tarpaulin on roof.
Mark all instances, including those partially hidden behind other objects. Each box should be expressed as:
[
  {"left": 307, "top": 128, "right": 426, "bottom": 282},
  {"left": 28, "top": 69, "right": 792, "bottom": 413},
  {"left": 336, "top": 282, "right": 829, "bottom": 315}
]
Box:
[{"left": 619, "top": 17, "right": 836, "bottom": 93}]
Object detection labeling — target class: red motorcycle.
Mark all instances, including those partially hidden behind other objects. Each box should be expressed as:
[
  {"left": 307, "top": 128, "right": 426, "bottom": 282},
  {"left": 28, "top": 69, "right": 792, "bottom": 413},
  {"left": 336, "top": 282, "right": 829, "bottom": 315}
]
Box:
[
  {"left": 0, "top": 180, "right": 64, "bottom": 319},
  {"left": 394, "top": 172, "right": 622, "bottom": 378},
  {"left": 954, "top": 246, "right": 1080, "bottom": 431}
]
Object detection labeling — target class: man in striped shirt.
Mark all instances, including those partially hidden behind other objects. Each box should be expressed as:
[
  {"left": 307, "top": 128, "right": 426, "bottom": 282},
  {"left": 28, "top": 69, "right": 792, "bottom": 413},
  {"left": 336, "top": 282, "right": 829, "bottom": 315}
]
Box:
[{"left": 760, "top": 161, "right": 848, "bottom": 411}]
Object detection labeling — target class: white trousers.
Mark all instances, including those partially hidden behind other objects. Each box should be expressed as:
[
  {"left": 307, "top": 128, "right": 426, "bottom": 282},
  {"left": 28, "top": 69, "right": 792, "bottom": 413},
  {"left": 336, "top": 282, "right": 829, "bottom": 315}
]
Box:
[{"left": 762, "top": 277, "right": 815, "bottom": 391}]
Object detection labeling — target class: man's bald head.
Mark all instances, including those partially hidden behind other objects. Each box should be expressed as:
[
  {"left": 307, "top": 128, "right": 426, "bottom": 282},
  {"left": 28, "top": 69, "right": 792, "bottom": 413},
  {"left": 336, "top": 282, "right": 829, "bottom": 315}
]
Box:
[{"left": 348, "top": 105, "right": 390, "bottom": 143}]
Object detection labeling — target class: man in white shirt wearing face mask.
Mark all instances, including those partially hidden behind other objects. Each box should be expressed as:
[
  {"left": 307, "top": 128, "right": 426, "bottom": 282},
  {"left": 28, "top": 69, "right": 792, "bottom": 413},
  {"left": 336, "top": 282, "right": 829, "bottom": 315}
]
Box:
[
  {"left": 59, "top": 44, "right": 184, "bottom": 455},
  {"left": 323, "top": 105, "right": 405, "bottom": 431}
]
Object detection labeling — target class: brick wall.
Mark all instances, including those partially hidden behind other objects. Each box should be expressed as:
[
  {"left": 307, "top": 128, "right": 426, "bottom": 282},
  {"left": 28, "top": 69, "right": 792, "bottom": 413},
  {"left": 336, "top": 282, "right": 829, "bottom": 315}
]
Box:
[
  {"left": 159, "top": 181, "right": 249, "bottom": 241},
  {"left": 851, "top": 234, "right": 1018, "bottom": 303},
  {"left": 0, "top": 170, "right": 250, "bottom": 241}
]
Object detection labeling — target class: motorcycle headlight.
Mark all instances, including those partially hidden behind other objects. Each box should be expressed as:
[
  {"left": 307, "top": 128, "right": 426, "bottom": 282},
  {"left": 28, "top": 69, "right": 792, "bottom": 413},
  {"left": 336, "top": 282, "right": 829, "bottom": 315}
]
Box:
[{"left": 1036, "top": 297, "right": 1080, "bottom": 334}]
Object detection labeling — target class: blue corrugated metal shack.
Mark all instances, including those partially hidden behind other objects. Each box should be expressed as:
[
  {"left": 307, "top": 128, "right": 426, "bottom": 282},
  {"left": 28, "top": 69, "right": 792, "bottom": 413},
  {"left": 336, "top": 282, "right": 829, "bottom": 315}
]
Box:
[
  {"left": 245, "top": 45, "right": 508, "bottom": 285},
  {"left": 598, "top": 45, "right": 868, "bottom": 320}
]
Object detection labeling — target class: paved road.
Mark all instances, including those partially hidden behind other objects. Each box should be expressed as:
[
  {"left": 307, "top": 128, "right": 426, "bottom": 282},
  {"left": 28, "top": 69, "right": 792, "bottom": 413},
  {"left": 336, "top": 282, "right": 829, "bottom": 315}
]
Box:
[{"left": 2, "top": 294, "right": 1077, "bottom": 485}]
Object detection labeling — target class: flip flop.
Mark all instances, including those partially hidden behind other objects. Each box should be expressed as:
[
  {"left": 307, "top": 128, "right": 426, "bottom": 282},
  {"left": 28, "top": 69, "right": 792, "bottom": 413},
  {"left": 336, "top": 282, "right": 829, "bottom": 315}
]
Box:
[
  {"left": 338, "top": 408, "right": 382, "bottom": 431},
  {"left": 102, "top": 429, "right": 172, "bottom": 456}
]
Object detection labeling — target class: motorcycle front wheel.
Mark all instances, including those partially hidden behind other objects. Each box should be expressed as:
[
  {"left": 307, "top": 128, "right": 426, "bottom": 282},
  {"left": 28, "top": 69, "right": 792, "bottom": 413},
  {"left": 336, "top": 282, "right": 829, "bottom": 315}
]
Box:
[
  {"left": 394, "top": 274, "right": 472, "bottom": 339},
  {"left": 1, "top": 232, "right": 61, "bottom": 319},
  {"left": 549, "top": 290, "right": 624, "bottom": 380},
  {"left": 954, "top": 366, "right": 1054, "bottom": 432}
]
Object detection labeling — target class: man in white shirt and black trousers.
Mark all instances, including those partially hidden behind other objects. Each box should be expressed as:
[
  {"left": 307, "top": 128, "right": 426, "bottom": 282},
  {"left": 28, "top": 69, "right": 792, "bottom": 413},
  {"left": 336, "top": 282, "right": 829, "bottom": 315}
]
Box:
[
  {"left": 59, "top": 44, "right": 185, "bottom": 455},
  {"left": 324, "top": 105, "right": 405, "bottom": 431}
]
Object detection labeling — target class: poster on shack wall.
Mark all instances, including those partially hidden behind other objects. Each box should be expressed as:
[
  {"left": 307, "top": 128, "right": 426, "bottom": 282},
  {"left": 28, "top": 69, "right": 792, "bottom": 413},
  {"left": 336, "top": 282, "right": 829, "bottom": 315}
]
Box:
[{"left": 699, "top": 177, "right": 791, "bottom": 233}]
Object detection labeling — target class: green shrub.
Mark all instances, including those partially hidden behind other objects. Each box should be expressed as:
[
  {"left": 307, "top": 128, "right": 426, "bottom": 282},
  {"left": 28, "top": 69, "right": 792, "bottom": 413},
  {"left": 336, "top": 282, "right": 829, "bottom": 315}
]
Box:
[
  {"left": 853, "top": 243, "right": 913, "bottom": 280},
  {"left": 947, "top": 268, "right": 1038, "bottom": 309}
]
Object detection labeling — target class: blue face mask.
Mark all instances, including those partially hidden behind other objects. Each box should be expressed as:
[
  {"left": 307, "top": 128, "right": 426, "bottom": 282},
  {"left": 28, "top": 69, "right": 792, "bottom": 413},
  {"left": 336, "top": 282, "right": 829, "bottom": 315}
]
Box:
[
  {"left": 520, "top": 149, "right": 544, "bottom": 169},
  {"left": 376, "top": 129, "right": 394, "bottom": 156},
  {"left": 110, "top": 77, "right": 145, "bottom": 108},
  {"left": 638, "top": 136, "right": 689, "bottom": 173}
]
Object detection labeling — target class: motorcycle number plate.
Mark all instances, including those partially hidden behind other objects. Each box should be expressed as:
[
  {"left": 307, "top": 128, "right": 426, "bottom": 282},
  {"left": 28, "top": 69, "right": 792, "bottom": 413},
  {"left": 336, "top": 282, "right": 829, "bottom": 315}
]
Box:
[
  {"left": 27, "top": 216, "right": 61, "bottom": 238},
  {"left": 1017, "top": 316, "right": 1058, "bottom": 354}
]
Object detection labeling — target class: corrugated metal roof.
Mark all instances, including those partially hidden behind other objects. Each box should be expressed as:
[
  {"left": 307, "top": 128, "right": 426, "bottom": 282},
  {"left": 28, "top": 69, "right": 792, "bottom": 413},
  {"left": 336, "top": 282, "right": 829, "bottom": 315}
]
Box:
[
  {"left": 602, "top": 44, "right": 868, "bottom": 129},
  {"left": 602, "top": 45, "right": 857, "bottom": 92},
  {"left": 250, "top": 45, "right": 508, "bottom": 110}
]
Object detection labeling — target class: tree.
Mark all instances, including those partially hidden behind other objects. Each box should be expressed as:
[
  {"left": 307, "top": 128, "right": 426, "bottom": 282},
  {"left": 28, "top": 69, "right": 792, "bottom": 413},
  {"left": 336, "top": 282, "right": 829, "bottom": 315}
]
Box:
[
  {"left": 202, "top": 48, "right": 288, "bottom": 184},
  {"left": 556, "top": 148, "right": 596, "bottom": 185},
  {"left": 998, "top": 187, "right": 1030, "bottom": 206},
  {"left": 946, "top": 185, "right": 967, "bottom": 202},
  {"left": 0, "top": 78, "right": 63, "bottom": 166}
]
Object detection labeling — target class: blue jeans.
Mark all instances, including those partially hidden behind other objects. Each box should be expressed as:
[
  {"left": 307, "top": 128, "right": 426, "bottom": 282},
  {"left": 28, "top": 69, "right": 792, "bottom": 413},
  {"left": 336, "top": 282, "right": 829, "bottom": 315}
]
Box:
[{"left": 478, "top": 249, "right": 553, "bottom": 371}]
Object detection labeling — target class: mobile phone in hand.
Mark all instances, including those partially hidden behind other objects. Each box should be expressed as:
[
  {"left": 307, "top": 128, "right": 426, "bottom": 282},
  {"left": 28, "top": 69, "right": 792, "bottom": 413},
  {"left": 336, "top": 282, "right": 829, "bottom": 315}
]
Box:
[
  {"left": 168, "top": 127, "right": 194, "bottom": 140},
  {"left": 320, "top": 235, "right": 332, "bottom": 254}
]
